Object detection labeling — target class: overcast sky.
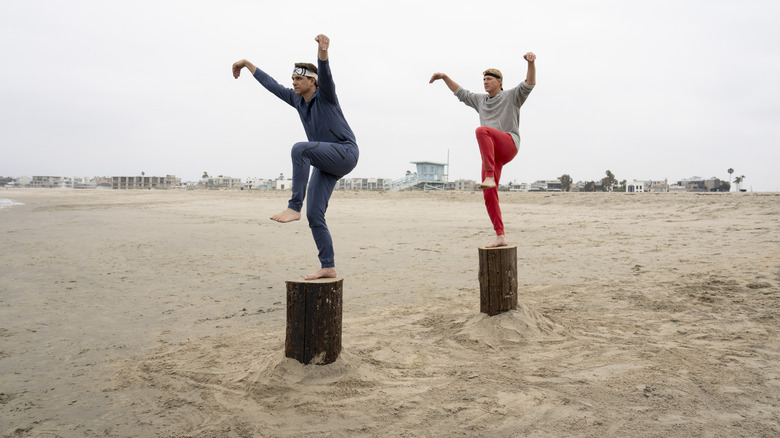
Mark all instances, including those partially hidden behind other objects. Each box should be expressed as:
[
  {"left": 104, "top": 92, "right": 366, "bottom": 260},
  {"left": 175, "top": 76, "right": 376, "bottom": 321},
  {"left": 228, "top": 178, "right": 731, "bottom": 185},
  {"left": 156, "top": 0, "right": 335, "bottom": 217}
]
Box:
[{"left": 2, "top": 0, "right": 778, "bottom": 191}]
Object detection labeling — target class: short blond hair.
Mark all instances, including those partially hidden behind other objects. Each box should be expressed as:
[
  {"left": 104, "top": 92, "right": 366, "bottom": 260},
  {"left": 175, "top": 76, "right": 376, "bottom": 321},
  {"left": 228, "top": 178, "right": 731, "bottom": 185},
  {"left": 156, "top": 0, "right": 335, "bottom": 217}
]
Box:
[
  {"left": 482, "top": 68, "right": 503, "bottom": 80},
  {"left": 483, "top": 68, "right": 503, "bottom": 90}
]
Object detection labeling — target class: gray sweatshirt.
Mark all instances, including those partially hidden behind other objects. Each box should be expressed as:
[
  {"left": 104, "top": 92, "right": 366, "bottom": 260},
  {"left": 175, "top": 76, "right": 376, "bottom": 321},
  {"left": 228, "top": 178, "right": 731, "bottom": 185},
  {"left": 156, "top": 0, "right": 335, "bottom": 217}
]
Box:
[{"left": 454, "top": 81, "right": 534, "bottom": 149}]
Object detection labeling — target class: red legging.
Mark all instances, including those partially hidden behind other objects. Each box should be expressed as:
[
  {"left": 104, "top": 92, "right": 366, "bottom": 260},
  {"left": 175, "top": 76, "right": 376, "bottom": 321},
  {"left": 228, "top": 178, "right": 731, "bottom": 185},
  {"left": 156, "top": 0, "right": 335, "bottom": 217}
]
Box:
[{"left": 476, "top": 126, "right": 517, "bottom": 235}]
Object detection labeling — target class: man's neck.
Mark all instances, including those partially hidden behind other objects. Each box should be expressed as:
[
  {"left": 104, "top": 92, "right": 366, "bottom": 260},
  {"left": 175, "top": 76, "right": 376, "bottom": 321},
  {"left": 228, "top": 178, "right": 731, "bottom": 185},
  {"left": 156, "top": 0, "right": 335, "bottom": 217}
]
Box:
[{"left": 303, "top": 89, "right": 316, "bottom": 102}]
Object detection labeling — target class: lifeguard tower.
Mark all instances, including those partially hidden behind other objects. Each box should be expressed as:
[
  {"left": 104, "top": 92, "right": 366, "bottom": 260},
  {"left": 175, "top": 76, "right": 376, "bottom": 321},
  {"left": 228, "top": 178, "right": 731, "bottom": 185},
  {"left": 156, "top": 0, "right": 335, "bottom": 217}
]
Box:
[{"left": 385, "top": 161, "right": 448, "bottom": 191}]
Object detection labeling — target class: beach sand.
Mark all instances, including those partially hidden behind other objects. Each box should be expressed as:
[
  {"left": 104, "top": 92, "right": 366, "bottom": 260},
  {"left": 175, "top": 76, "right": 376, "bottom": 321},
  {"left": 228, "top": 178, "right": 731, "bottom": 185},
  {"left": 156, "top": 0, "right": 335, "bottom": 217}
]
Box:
[{"left": 1, "top": 189, "right": 778, "bottom": 437}]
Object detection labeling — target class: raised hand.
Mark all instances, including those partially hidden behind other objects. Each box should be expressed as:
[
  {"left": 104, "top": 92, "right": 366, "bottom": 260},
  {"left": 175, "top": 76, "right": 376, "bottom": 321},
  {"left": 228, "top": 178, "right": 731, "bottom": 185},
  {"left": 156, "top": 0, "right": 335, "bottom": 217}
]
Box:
[
  {"left": 232, "top": 60, "right": 244, "bottom": 79},
  {"left": 429, "top": 72, "right": 447, "bottom": 83},
  {"left": 315, "top": 34, "right": 330, "bottom": 52},
  {"left": 316, "top": 34, "right": 330, "bottom": 61}
]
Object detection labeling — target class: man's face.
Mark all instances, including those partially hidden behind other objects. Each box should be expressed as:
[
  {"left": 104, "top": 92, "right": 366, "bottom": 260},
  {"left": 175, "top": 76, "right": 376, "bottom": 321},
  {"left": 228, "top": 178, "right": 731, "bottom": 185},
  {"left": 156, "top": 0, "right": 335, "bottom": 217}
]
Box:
[
  {"left": 483, "top": 75, "right": 502, "bottom": 96},
  {"left": 292, "top": 75, "right": 316, "bottom": 96}
]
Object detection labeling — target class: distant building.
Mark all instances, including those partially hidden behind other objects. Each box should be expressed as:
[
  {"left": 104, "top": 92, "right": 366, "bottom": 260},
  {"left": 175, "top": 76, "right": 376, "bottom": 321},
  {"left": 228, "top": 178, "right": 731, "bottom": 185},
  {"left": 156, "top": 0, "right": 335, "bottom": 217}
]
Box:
[
  {"left": 626, "top": 177, "right": 727, "bottom": 193},
  {"left": 244, "top": 177, "right": 268, "bottom": 190},
  {"left": 677, "top": 176, "right": 725, "bottom": 192},
  {"left": 93, "top": 177, "right": 113, "bottom": 190},
  {"left": 30, "top": 176, "right": 66, "bottom": 188},
  {"left": 509, "top": 181, "right": 530, "bottom": 191},
  {"left": 545, "top": 180, "right": 562, "bottom": 191},
  {"left": 274, "top": 179, "right": 293, "bottom": 190},
  {"left": 528, "top": 180, "right": 561, "bottom": 191},
  {"left": 336, "top": 177, "right": 392, "bottom": 190},
  {"left": 112, "top": 175, "right": 180, "bottom": 189},
  {"left": 72, "top": 177, "right": 96, "bottom": 189},
  {"left": 647, "top": 180, "right": 669, "bottom": 192},
  {"left": 4, "top": 176, "right": 31, "bottom": 188},
  {"left": 445, "top": 179, "right": 477, "bottom": 191},
  {"left": 627, "top": 180, "right": 647, "bottom": 193},
  {"left": 200, "top": 176, "right": 242, "bottom": 189}
]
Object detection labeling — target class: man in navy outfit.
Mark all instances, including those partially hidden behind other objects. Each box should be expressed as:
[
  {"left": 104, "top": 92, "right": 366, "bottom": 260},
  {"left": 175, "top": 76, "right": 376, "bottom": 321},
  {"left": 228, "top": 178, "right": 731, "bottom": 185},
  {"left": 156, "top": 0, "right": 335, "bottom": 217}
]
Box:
[{"left": 233, "top": 34, "right": 359, "bottom": 280}]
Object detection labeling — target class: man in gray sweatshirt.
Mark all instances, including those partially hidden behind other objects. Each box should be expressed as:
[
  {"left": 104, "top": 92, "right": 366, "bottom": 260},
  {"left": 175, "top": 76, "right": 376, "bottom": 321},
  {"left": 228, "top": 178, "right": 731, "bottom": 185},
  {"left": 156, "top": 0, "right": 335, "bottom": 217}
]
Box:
[{"left": 429, "top": 52, "right": 536, "bottom": 248}]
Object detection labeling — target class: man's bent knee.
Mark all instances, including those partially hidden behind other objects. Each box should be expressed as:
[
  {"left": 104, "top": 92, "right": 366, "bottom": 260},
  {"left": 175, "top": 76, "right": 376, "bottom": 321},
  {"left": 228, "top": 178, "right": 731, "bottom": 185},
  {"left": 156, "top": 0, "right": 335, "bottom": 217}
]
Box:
[
  {"left": 475, "top": 126, "right": 491, "bottom": 137},
  {"left": 291, "top": 141, "right": 318, "bottom": 158}
]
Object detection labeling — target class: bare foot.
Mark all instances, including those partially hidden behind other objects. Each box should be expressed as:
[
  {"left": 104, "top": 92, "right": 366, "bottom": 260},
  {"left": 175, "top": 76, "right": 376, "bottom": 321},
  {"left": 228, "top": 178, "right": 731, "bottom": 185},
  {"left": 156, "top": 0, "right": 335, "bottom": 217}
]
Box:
[
  {"left": 270, "top": 208, "right": 301, "bottom": 223},
  {"left": 305, "top": 267, "right": 337, "bottom": 280},
  {"left": 478, "top": 177, "right": 496, "bottom": 190},
  {"left": 485, "top": 235, "right": 508, "bottom": 248}
]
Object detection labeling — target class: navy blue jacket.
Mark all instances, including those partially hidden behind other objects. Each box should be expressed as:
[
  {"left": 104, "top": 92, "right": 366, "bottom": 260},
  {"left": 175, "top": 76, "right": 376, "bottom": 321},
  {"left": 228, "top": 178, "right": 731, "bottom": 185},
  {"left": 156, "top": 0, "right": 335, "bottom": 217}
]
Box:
[{"left": 253, "top": 58, "right": 357, "bottom": 145}]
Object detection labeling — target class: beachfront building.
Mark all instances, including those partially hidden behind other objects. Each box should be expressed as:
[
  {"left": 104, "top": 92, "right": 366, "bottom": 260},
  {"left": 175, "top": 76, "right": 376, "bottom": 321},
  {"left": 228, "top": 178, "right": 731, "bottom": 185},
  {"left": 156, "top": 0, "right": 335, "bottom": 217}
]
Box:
[
  {"left": 112, "top": 175, "right": 181, "bottom": 190},
  {"left": 244, "top": 177, "right": 269, "bottom": 190},
  {"left": 28, "top": 176, "right": 94, "bottom": 189},
  {"left": 526, "top": 180, "right": 562, "bottom": 192},
  {"left": 72, "top": 177, "right": 97, "bottom": 189},
  {"left": 4, "top": 176, "right": 31, "bottom": 188},
  {"left": 273, "top": 179, "right": 293, "bottom": 190},
  {"left": 445, "top": 179, "right": 478, "bottom": 191},
  {"left": 30, "top": 176, "right": 67, "bottom": 188},
  {"left": 93, "top": 177, "right": 113, "bottom": 190},
  {"left": 336, "top": 177, "right": 392, "bottom": 190},
  {"left": 545, "top": 180, "right": 563, "bottom": 191},
  {"left": 677, "top": 176, "right": 726, "bottom": 192},
  {"left": 201, "top": 176, "right": 242, "bottom": 189},
  {"left": 647, "top": 180, "right": 669, "bottom": 192},
  {"left": 627, "top": 180, "right": 647, "bottom": 193},
  {"left": 509, "top": 181, "right": 530, "bottom": 191},
  {"left": 627, "top": 179, "right": 668, "bottom": 192}
]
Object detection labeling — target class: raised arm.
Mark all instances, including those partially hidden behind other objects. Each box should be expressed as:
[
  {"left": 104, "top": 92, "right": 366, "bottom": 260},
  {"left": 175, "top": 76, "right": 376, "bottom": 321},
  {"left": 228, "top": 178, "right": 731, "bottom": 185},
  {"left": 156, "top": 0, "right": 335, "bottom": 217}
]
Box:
[
  {"left": 429, "top": 73, "right": 461, "bottom": 92},
  {"left": 314, "top": 34, "right": 338, "bottom": 103},
  {"left": 232, "top": 59, "right": 257, "bottom": 78},
  {"left": 233, "top": 58, "right": 297, "bottom": 106},
  {"left": 316, "top": 34, "right": 329, "bottom": 61},
  {"left": 523, "top": 52, "right": 536, "bottom": 85}
]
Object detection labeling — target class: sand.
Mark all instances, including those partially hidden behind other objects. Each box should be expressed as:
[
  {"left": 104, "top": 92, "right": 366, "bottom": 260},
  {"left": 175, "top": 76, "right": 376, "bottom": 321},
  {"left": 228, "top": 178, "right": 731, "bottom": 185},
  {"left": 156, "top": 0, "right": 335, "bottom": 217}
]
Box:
[{"left": 1, "top": 189, "right": 778, "bottom": 437}]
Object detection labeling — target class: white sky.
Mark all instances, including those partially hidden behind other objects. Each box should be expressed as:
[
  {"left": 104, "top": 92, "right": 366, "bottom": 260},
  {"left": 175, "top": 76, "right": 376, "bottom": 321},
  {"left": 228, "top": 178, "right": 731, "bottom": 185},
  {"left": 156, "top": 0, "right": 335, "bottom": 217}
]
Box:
[{"left": 2, "top": 0, "right": 778, "bottom": 190}]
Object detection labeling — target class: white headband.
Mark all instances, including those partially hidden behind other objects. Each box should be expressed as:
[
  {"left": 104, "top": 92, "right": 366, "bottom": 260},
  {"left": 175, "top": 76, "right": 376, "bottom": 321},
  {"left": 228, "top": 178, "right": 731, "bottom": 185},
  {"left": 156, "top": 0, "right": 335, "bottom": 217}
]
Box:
[{"left": 292, "top": 67, "right": 318, "bottom": 79}]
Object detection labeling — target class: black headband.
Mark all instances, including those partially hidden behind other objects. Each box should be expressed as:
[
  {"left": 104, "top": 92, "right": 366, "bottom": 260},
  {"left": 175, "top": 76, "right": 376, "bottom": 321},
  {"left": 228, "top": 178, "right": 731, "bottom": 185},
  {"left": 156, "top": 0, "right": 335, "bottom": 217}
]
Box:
[{"left": 484, "top": 73, "right": 502, "bottom": 80}]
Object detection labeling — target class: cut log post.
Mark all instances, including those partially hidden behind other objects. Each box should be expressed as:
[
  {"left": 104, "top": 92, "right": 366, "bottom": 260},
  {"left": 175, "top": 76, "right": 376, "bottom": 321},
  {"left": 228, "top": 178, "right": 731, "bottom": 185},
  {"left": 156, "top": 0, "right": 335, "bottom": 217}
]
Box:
[
  {"left": 285, "top": 278, "right": 343, "bottom": 365},
  {"left": 478, "top": 245, "right": 518, "bottom": 316}
]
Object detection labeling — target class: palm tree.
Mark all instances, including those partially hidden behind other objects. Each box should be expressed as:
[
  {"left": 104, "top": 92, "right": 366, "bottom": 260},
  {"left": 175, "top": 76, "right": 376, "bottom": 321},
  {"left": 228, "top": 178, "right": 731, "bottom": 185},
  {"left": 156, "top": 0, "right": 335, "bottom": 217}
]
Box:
[
  {"left": 734, "top": 175, "right": 746, "bottom": 191},
  {"left": 727, "top": 168, "right": 734, "bottom": 191},
  {"left": 602, "top": 170, "right": 617, "bottom": 192}
]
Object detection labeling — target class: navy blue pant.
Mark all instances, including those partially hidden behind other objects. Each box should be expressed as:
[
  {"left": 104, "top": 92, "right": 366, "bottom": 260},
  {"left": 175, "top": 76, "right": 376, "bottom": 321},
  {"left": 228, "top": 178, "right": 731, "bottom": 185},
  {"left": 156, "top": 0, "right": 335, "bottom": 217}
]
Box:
[{"left": 288, "top": 141, "right": 359, "bottom": 268}]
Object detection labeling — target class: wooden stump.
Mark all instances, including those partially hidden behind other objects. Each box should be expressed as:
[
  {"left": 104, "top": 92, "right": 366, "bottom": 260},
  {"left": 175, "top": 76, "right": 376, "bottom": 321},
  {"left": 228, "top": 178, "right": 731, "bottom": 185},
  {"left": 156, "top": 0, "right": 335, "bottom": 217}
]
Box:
[
  {"left": 478, "top": 245, "right": 518, "bottom": 316},
  {"left": 285, "top": 278, "right": 343, "bottom": 365}
]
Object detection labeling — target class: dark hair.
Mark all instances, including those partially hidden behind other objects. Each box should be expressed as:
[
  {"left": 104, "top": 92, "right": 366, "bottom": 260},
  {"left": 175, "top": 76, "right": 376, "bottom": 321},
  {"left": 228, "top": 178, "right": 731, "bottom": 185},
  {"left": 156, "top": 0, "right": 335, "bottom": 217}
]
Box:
[{"left": 295, "top": 62, "right": 317, "bottom": 73}]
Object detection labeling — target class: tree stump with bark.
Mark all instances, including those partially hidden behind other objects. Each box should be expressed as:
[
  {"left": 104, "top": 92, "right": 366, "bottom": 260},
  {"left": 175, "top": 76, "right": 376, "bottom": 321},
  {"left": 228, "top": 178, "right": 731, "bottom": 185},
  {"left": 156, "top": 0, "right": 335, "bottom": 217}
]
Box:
[
  {"left": 478, "top": 246, "right": 518, "bottom": 316},
  {"left": 285, "top": 278, "right": 343, "bottom": 365}
]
